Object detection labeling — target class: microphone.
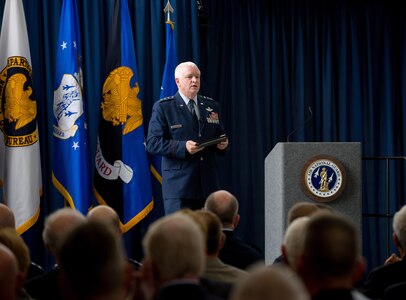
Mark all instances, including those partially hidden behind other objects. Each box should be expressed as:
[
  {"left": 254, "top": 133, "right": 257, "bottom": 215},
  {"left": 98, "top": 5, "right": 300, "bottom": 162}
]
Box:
[{"left": 286, "top": 106, "right": 313, "bottom": 142}]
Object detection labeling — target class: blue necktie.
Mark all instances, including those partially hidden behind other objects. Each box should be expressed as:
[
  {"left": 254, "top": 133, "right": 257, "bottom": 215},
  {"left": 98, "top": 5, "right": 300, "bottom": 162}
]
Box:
[{"left": 188, "top": 100, "right": 197, "bottom": 119}]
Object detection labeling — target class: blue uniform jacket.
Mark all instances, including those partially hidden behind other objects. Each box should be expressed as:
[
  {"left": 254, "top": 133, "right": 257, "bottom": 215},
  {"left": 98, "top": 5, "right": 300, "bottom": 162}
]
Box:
[{"left": 146, "top": 92, "right": 226, "bottom": 199}]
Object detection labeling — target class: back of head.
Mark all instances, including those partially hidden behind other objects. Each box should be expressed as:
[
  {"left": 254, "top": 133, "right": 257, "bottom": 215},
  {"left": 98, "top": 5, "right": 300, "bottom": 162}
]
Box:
[
  {"left": 59, "top": 220, "right": 126, "bottom": 299},
  {"left": 230, "top": 265, "right": 309, "bottom": 300},
  {"left": 142, "top": 213, "right": 205, "bottom": 282},
  {"left": 42, "top": 207, "right": 86, "bottom": 257},
  {"left": 0, "top": 243, "right": 19, "bottom": 300},
  {"left": 393, "top": 205, "right": 406, "bottom": 250},
  {"left": 301, "top": 212, "right": 360, "bottom": 279},
  {"left": 287, "top": 202, "right": 319, "bottom": 225},
  {"left": 282, "top": 217, "right": 310, "bottom": 270},
  {"left": 192, "top": 210, "right": 223, "bottom": 255},
  {"left": 0, "top": 203, "right": 15, "bottom": 229},
  {"left": 205, "top": 190, "right": 238, "bottom": 226},
  {"left": 0, "top": 228, "right": 30, "bottom": 275},
  {"left": 87, "top": 205, "right": 121, "bottom": 234}
]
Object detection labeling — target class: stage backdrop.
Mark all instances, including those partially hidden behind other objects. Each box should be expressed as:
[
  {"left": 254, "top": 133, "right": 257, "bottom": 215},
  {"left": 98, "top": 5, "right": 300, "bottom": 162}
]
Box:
[{"left": 0, "top": 0, "right": 405, "bottom": 272}]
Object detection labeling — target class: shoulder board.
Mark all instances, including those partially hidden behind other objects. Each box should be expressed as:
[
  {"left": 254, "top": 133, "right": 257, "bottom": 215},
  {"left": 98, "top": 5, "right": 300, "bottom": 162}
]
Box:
[
  {"left": 199, "top": 95, "right": 214, "bottom": 101},
  {"left": 158, "top": 96, "right": 175, "bottom": 102}
]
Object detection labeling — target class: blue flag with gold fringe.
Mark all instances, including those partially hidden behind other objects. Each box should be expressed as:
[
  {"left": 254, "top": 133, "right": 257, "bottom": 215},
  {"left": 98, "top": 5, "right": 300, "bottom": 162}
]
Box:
[
  {"left": 149, "top": 0, "right": 178, "bottom": 218},
  {"left": 52, "top": 0, "right": 91, "bottom": 214},
  {"left": 93, "top": 0, "right": 153, "bottom": 231}
]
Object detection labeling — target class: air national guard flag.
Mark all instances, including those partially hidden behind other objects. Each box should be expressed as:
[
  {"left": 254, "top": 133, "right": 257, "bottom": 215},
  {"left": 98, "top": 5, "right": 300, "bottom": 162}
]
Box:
[
  {"left": 93, "top": 0, "right": 153, "bottom": 232},
  {"left": 0, "top": 0, "right": 42, "bottom": 234},
  {"left": 52, "top": 0, "right": 91, "bottom": 214},
  {"left": 149, "top": 0, "right": 178, "bottom": 218}
]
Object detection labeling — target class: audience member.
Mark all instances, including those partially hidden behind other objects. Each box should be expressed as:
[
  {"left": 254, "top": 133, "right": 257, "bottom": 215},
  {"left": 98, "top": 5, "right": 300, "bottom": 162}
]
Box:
[
  {"left": 138, "top": 213, "right": 222, "bottom": 300},
  {"left": 59, "top": 220, "right": 133, "bottom": 300},
  {"left": 0, "top": 243, "right": 19, "bottom": 300},
  {"left": 0, "top": 228, "right": 33, "bottom": 299},
  {"left": 0, "top": 203, "right": 16, "bottom": 228},
  {"left": 273, "top": 201, "right": 321, "bottom": 264},
  {"left": 204, "top": 190, "right": 264, "bottom": 270},
  {"left": 24, "top": 207, "right": 86, "bottom": 300},
  {"left": 383, "top": 281, "right": 406, "bottom": 300},
  {"left": 0, "top": 203, "right": 44, "bottom": 280},
  {"left": 191, "top": 210, "right": 247, "bottom": 284},
  {"left": 87, "top": 205, "right": 142, "bottom": 269},
  {"left": 297, "top": 212, "right": 368, "bottom": 300},
  {"left": 230, "top": 264, "right": 310, "bottom": 300},
  {"left": 362, "top": 205, "right": 406, "bottom": 299},
  {"left": 87, "top": 205, "right": 121, "bottom": 234},
  {"left": 281, "top": 216, "right": 310, "bottom": 271}
]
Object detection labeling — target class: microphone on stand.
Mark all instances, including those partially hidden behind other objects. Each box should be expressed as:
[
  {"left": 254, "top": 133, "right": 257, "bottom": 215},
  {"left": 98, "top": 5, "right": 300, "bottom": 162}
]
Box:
[{"left": 286, "top": 106, "right": 313, "bottom": 143}]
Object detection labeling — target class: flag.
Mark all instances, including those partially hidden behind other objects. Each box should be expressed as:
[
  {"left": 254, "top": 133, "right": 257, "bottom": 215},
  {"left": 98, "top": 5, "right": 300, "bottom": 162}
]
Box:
[
  {"left": 52, "top": 0, "right": 91, "bottom": 214},
  {"left": 149, "top": 0, "right": 179, "bottom": 218},
  {"left": 0, "top": 0, "right": 42, "bottom": 234},
  {"left": 93, "top": 0, "right": 153, "bottom": 232}
]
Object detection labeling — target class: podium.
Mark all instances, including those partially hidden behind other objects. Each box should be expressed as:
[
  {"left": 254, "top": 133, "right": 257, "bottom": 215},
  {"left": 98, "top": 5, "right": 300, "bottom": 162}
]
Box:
[{"left": 264, "top": 142, "right": 362, "bottom": 264}]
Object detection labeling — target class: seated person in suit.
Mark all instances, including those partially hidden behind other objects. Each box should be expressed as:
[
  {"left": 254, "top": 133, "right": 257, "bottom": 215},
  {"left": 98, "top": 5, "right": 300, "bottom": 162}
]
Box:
[
  {"left": 136, "top": 213, "right": 223, "bottom": 300},
  {"left": 384, "top": 281, "right": 406, "bottom": 300},
  {"left": 24, "top": 207, "right": 86, "bottom": 300},
  {"left": 362, "top": 205, "right": 406, "bottom": 299},
  {"left": 87, "top": 205, "right": 142, "bottom": 269},
  {"left": 273, "top": 201, "right": 324, "bottom": 264},
  {"left": 204, "top": 190, "right": 264, "bottom": 270},
  {"left": 0, "top": 203, "right": 44, "bottom": 280},
  {"left": 0, "top": 228, "right": 34, "bottom": 300},
  {"left": 281, "top": 216, "right": 310, "bottom": 271},
  {"left": 0, "top": 243, "right": 19, "bottom": 300},
  {"left": 189, "top": 210, "right": 247, "bottom": 284},
  {"left": 297, "top": 212, "right": 368, "bottom": 300},
  {"left": 230, "top": 264, "right": 310, "bottom": 300},
  {"left": 59, "top": 220, "right": 133, "bottom": 300}
]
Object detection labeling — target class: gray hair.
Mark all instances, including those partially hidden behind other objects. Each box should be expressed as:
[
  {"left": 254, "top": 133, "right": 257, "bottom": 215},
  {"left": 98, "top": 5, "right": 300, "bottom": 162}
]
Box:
[
  {"left": 142, "top": 213, "right": 205, "bottom": 281},
  {"left": 393, "top": 205, "right": 406, "bottom": 249}
]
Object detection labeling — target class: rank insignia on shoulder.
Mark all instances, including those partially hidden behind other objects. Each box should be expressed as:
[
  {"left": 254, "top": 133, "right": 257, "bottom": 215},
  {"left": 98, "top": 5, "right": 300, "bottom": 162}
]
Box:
[
  {"left": 200, "top": 95, "right": 214, "bottom": 101},
  {"left": 159, "top": 96, "right": 174, "bottom": 102}
]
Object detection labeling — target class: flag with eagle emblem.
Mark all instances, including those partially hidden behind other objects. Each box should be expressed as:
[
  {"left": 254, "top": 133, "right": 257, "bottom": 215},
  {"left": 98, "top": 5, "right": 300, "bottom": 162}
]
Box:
[
  {"left": 93, "top": 0, "right": 153, "bottom": 232},
  {"left": 0, "top": 0, "right": 42, "bottom": 234}
]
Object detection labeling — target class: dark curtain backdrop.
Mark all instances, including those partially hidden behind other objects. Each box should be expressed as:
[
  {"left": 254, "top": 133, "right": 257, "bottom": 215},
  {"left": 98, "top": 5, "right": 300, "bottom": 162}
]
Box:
[{"left": 0, "top": 0, "right": 405, "bottom": 272}]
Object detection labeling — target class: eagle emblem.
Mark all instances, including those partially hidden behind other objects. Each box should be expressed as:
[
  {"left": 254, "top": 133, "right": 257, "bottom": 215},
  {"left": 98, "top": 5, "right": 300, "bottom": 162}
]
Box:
[
  {"left": 102, "top": 66, "right": 143, "bottom": 135},
  {"left": 4, "top": 73, "right": 37, "bottom": 130}
]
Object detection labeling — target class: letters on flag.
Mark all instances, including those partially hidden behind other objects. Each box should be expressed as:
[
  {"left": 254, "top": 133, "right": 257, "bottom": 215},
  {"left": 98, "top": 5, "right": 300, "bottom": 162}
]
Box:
[
  {"left": 0, "top": 0, "right": 42, "bottom": 234},
  {"left": 52, "top": 0, "right": 91, "bottom": 214},
  {"left": 93, "top": 0, "right": 153, "bottom": 232}
]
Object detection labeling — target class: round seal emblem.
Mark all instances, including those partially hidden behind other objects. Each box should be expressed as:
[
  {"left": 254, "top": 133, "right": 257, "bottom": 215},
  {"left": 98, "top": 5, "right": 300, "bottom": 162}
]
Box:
[{"left": 300, "top": 155, "right": 347, "bottom": 203}]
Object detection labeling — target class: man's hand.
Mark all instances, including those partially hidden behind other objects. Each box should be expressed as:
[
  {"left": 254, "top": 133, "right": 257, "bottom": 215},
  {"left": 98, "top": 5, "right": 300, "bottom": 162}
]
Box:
[
  {"left": 217, "top": 138, "right": 229, "bottom": 150},
  {"left": 186, "top": 140, "right": 204, "bottom": 154}
]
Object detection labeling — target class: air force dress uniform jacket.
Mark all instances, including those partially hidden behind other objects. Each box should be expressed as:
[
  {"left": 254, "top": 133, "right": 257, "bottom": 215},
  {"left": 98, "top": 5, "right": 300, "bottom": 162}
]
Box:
[{"left": 146, "top": 92, "right": 226, "bottom": 199}]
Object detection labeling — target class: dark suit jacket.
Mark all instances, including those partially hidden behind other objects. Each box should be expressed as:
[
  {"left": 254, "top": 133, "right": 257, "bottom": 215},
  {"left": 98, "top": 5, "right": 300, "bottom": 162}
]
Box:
[
  {"left": 361, "top": 259, "right": 406, "bottom": 300},
  {"left": 156, "top": 282, "right": 223, "bottom": 300},
  {"left": 219, "top": 229, "right": 264, "bottom": 270},
  {"left": 384, "top": 281, "right": 406, "bottom": 300},
  {"left": 147, "top": 92, "right": 226, "bottom": 199},
  {"left": 24, "top": 267, "right": 63, "bottom": 300}
]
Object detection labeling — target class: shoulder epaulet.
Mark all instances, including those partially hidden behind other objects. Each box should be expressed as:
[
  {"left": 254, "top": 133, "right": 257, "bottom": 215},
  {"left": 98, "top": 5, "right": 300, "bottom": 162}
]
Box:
[
  {"left": 199, "top": 95, "right": 214, "bottom": 101},
  {"left": 158, "top": 96, "right": 175, "bottom": 102}
]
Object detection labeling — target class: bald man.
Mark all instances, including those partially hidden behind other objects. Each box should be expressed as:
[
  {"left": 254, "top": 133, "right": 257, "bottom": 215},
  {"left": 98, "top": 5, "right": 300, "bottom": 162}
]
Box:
[{"left": 205, "top": 190, "right": 263, "bottom": 270}]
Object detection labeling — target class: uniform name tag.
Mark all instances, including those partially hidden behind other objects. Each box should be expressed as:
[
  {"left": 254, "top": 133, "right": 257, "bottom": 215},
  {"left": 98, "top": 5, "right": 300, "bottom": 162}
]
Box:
[{"left": 170, "top": 124, "right": 183, "bottom": 129}]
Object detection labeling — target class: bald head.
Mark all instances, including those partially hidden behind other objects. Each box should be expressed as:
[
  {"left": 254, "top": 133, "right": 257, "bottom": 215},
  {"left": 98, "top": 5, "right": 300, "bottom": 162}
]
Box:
[
  {"left": 87, "top": 205, "right": 121, "bottom": 234},
  {"left": 42, "top": 208, "right": 86, "bottom": 258},
  {"left": 205, "top": 190, "right": 239, "bottom": 228},
  {"left": 231, "top": 265, "right": 309, "bottom": 300},
  {"left": 287, "top": 202, "right": 320, "bottom": 225},
  {"left": 0, "top": 204, "right": 15, "bottom": 229}
]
